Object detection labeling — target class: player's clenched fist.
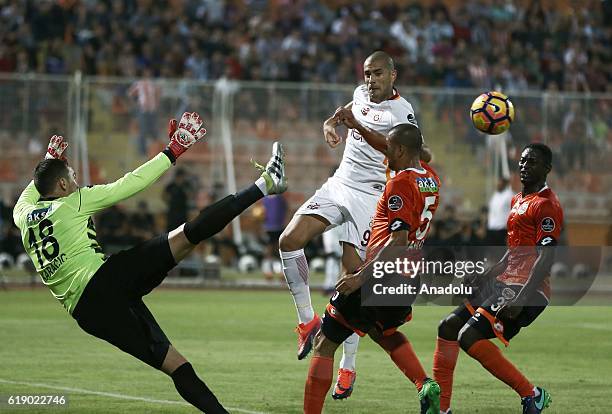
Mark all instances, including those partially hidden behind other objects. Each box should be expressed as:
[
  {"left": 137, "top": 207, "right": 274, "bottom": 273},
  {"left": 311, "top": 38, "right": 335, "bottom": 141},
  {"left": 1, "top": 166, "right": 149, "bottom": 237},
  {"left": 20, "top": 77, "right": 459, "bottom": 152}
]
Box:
[
  {"left": 45, "top": 135, "right": 68, "bottom": 160},
  {"left": 165, "top": 111, "right": 207, "bottom": 161},
  {"left": 323, "top": 107, "right": 343, "bottom": 148}
]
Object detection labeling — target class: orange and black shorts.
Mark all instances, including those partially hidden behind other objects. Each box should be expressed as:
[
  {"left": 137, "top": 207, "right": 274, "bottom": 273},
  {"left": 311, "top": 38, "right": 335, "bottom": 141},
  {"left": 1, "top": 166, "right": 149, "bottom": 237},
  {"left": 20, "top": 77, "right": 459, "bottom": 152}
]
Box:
[
  {"left": 322, "top": 289, "right": 413, "bottom": 344},
  {"left": 453, "top": 281, "right": 548, "bottom": 346}
]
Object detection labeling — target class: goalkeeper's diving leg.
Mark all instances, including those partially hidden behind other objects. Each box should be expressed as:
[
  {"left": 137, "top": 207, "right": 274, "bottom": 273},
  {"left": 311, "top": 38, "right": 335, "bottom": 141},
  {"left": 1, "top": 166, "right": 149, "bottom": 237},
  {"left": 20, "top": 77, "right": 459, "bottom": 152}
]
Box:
[{"left": 161, "top": 142, "right": 287, "bottom": 413}]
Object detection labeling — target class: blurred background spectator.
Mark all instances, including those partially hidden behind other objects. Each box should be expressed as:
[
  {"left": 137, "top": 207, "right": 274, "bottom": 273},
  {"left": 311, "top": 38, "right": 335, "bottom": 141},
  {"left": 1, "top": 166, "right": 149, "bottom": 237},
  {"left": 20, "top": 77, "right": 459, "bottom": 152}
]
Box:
[
  {"left": 163, "top": 168, "right": 190, "bottom": 232},
  {"left": 0, "top": 0, "right": 608, "bottom": 92},
  {"left": 487, "top": 177, "right": 513, "bottom": 246},
  {"left": 261, "top": 194, "right": 287, "bottom": 279}
]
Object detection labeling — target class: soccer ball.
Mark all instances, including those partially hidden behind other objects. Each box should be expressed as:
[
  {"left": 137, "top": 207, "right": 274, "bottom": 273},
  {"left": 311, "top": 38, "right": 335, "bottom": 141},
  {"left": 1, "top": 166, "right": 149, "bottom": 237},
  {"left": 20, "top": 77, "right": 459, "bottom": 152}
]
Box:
[{"left": 470, "top": 91, "right": 515, "bottom": 135}]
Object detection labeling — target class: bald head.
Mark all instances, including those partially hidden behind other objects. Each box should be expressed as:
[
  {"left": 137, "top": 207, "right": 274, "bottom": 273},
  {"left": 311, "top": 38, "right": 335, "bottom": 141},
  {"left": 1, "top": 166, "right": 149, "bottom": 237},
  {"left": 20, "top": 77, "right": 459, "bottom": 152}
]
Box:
[
  {"left": 386, "top": 123, "right": 423, "bottom": 171},
  {"left": 365, "top": 51, "right": 394, "bottom": 71},
  {"left": 389, "top": 123, "right": 423, "bottom": 153}
]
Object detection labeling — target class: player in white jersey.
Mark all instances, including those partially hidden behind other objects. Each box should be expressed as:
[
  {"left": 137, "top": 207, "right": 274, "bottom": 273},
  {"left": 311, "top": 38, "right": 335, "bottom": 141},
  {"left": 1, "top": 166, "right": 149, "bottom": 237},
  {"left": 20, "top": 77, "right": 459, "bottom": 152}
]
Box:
[{"left": 279, "top": 51, "right": 431, "bottom": 399}]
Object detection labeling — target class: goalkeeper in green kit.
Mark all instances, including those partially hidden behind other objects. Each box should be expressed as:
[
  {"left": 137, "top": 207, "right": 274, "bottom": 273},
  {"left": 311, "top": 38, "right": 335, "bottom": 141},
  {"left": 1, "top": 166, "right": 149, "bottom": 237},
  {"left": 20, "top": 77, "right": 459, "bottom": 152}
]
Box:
[{"left": 13, "top": 112, "right": 287, "bottom": 413}]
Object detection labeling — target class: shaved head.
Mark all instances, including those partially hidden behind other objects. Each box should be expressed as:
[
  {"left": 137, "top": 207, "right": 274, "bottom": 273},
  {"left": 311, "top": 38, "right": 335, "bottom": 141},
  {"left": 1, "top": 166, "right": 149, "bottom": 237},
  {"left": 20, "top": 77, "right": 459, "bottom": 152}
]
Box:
[
  {"left": 389, "top": 123, "right": 423, "bottom": 154},
  {"left": 365, "top": 51, "right": 394, "bottom": 71},
  {"left": 386, "top": 123, "right": 423, "bottom": 171}
]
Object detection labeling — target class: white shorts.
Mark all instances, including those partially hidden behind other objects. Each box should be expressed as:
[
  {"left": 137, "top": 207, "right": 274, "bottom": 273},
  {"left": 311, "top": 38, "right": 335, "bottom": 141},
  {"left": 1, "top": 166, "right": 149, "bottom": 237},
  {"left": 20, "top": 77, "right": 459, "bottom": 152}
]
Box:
[
  {"left": 322, "top": 225, "right": 342, "bottom": 257},
  {"left": 295, "top": 177, "right": 380, "bottom": 260}
]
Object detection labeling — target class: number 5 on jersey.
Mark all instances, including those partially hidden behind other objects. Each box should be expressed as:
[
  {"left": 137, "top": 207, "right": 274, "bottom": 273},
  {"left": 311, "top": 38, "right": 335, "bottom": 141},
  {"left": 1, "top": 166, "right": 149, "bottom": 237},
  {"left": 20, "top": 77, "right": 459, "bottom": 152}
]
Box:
[{"left": 415, "top": 196, "right": 437, "bottom": 240}]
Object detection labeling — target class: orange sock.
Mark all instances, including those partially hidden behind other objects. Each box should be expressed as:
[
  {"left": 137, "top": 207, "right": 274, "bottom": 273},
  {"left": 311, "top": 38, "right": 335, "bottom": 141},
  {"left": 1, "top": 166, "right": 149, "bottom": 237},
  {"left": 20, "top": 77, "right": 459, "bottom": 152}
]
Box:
[
  {"left": 304, "top": 356, "right": 333, "bottom": 414},
  {"left": 433, "top": 337, "right": 460, "bottom": 411},
  {"left": 467, "top": 339, "right": 534, "bottom": 398},
  {"left": 389, "top": 341, "right": 428, "bottom": 390}
]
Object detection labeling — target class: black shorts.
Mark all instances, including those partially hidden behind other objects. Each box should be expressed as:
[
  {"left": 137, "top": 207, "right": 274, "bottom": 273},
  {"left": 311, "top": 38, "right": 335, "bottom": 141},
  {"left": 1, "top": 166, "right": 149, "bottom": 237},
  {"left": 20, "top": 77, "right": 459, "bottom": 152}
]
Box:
[
  {"left": 452, "top": 281, "right": 548, "bottom": 345},
  {"left": 72, "top": 234, "right": 177, "bottom": 369},
  {"left": 322, "top": 290, "right": 413, "bottom": 344}
]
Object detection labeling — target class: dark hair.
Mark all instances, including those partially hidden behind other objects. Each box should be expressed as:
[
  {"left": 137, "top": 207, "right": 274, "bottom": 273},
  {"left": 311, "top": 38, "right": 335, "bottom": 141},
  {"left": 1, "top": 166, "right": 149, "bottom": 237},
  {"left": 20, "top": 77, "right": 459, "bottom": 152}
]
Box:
[
  {"left": 34, "top": 159, "right": 69, "bottom": 196},
  {"left": 523, "top": 143, "right": 552, "bottom": 167},
  {"left": 389, "top": 123, "right": 423, "bottom": 153}
]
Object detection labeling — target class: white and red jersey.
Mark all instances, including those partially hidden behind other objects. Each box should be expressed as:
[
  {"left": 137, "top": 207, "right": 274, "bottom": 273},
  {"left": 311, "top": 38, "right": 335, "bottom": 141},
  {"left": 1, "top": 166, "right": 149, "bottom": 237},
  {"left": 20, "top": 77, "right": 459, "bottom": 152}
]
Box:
[{"left": 333, "top": 85, "right": 418, "bottom": 195}]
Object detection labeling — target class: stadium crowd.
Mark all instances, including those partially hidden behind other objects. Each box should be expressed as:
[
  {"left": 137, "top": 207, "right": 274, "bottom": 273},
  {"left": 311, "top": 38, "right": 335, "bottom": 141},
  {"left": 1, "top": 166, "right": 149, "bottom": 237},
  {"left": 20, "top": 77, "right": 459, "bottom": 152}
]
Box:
[{"left": 0, "top": 0, "right": 610, "bottom": 92}]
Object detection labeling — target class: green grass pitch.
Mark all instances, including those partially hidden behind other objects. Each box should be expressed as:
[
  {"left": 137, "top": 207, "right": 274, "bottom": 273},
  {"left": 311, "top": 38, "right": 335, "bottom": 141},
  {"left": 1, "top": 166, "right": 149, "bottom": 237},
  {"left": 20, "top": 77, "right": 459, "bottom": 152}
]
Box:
[{"left": 1, "top": 288, "right": 610, "bottom": 413}]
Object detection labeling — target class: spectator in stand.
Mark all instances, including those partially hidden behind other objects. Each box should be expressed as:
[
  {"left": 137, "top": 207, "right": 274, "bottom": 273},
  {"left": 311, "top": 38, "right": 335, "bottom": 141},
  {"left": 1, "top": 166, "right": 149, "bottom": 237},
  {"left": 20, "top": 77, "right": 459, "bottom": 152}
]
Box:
[
  {"left": 487, "top": 177, "right": 513, "bottom": 246},
  {"left": 131, "top": 200, "right": 156, "bottom": 243},
  {"left": 163, "top": 168, "right": 190, "bottom": 232},
  {"left": 261, "top": 194, "right": 287, "bottom": 280},
  {"left": 97, "top": 205, "right": 129, "bottom": 250},
  {"left": 0, "top": 1, "right": 606, "bottom": 93},
  {"left": 128, "top": 67, "right": 160, "bottom": 155}
]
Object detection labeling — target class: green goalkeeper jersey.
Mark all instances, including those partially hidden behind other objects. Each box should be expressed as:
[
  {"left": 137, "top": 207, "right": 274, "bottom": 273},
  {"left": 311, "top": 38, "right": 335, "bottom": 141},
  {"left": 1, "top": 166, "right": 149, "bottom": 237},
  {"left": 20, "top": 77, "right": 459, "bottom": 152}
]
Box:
[{"left": 13, "top": 153, "right": 172, "bottom": 314}]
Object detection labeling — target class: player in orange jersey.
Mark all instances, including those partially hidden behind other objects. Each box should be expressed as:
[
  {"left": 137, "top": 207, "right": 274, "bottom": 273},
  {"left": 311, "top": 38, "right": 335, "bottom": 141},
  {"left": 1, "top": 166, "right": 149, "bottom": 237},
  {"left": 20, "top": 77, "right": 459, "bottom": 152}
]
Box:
[
  {"left": 433, "top": 143, "right": 561, "bottom": 414},
  {"left": 303, "top": 123, "right": 441, "bottom": 414}
]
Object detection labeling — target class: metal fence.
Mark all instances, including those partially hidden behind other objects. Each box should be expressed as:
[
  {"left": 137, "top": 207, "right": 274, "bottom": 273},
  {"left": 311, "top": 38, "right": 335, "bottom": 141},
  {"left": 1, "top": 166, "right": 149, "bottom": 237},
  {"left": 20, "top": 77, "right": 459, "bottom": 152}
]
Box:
[{"left": 1, "top": 74, "right": 611, "bottom": 245}]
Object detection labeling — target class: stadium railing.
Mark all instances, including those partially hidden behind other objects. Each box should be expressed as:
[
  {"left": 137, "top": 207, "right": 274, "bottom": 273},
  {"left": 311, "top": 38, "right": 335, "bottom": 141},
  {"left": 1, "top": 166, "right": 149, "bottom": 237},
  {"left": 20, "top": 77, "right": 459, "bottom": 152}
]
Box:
[{"left": 0, "top": 73, "right": 610, "bottom": 285}]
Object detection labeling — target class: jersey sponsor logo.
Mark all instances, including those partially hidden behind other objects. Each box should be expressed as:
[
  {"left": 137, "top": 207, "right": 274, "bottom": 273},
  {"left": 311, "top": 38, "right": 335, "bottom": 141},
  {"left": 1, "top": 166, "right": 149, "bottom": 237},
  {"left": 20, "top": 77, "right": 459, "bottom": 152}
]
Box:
[
  {"left": 27, "top": 206, "right": 52, "bottom": 224},
  {"left": 351, "top": 129, "right": 363, "bottom": 141},
  {"left": 388, "top": 195, "right": 403, "bottom": 211},
  {"left": 416, "top": 177, "right": 438, "bottom": 192},
  {"left": 373, "top": 114, "right": 381, "bottom": 121},
  {"left": 306, "top": 202, "right": 320, "bottom": 210},
  {"left": 494, "top": 321, "right": 505, "bottom": 334},
  {"left": 541, "top": 217, "right": 555, "bottom": 232},
  {"left": 538, "top": 236, "right": 556, "bottom": 246},
  {"left": 389, "top": 218, "right": 409, "bottom": 232},
  {"left": 361, "top": 107, "right": 370, "bottom": 116},
  {"left": 517, "top": 202, "right": 529, "bottom": 214},
  {"left": 372, "top": 183, "right": 384, "bottom": 191},
  {"left": 406, "top": 113, "right": 417, "bottom": 125}
]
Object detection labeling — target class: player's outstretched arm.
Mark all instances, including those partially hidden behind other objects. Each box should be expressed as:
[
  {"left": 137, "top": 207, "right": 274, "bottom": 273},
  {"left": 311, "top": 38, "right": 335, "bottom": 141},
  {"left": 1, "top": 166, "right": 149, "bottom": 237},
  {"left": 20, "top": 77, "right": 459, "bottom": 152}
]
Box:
[
  {"left": 13, "top": 135, "right": 69, "bottom": 227},
  {"left": 77, "top": 112, "right": 206, "bottom": 215},
  {"left": 465, "top": 249, "right": 509, "bottom": 289},
  {"left": 336, "top": 230, "right": 408, "bottom": 295}
]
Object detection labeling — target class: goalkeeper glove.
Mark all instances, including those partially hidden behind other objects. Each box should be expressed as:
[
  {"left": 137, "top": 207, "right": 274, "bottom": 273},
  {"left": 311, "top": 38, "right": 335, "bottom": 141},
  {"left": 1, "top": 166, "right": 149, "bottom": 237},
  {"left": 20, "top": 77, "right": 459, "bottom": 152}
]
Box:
[
  {"left": 45, "top": 135, "right": 68, "bottom": 160},
  {"left": 164, "top": 111, "right": 207, "bottom": 163}
]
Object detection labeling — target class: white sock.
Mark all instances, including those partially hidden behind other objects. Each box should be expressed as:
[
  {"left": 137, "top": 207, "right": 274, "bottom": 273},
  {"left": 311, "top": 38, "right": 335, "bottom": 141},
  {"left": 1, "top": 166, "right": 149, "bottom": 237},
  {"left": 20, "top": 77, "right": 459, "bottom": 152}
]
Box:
[
  {"left": 280, "top": 248, "right": 314, "bottom": 325},
  {"left": 323, "top": 256, "right": 340, "bottom": 289},
  {"left": 255, "top": 176, "right": 268, "bottom": 196},
  {"left": 533, "top": 387, "right": 540, "bottom": 397},
  {"left": 339, "top": 333, "right": 360, "bottom": 371}
]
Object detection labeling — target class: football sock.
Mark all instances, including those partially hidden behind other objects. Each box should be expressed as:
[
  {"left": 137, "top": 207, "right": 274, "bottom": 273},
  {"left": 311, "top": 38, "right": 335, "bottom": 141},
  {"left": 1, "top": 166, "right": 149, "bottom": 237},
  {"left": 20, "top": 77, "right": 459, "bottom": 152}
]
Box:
[
  {"left": 255, "top": 176, "right": 269, "bottom": 196},
  {"left": 466, "top": 339, "right": 534, "bottom": 398},
  {"left": 280, "top": 248, "right": 315, "bottom": 324},
  {"left": 171, "top": 362, "right": 228, "bottom": 414},
  {"left": 433, "top": 337, "right": 460, "bottom": 411},
  {"left": 377, "top": 332, "right": 428, "bottom": 390},
  {"left": 339, "top": 333, "right": 360, "bottom": 371},
  {"left": 184, "top": 184, "right": 263, "bottom": 244},
  {"left": 304, "top": 356, "right": 333, "bottom": 414}
]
